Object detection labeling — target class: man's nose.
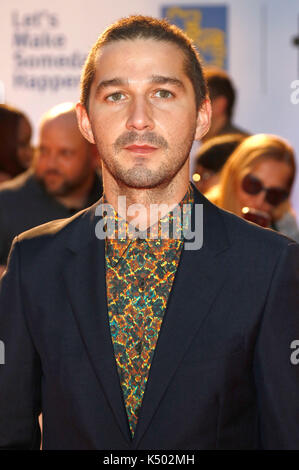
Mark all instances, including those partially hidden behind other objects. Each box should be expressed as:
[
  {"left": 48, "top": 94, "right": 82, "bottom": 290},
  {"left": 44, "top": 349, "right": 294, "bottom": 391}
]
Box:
[
  {"left": 43, "top": 151, "right": 59, "bottom": 168},
  {"left": 126, "top": 96, "right": 154, "bottom": 131}
]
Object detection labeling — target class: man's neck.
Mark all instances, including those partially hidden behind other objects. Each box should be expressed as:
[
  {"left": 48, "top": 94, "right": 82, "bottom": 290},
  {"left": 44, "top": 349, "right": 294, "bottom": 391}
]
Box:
[
  {"left": 103, "top": 168, "right": 190, "bottom": 230},
  {"left": 55, "top": 173, "right": 95, "bottom": 210}
]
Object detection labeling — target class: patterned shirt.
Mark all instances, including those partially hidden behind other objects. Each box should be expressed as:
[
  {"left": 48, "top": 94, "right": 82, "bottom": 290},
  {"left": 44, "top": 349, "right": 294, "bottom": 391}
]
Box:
[{"left": 104, "top": 185, "right": 194, "bottom": 437}]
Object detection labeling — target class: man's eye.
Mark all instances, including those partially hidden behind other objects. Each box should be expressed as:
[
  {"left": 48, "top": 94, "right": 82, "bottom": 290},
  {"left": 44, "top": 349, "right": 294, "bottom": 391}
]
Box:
[
  {"left": 106, "top": 92, "right": 125, "bottom": 102},
  {"left": 154, "top": 90, "right": 173, "bottom": 99}
]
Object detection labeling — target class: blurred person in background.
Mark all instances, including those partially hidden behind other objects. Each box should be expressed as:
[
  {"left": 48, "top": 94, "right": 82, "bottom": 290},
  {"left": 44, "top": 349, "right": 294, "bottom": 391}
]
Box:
[
  {"left": 202, "top": 67, "right": 250, "bottom": 143},
  {"left": 189, "top": 67, "right": 249, "bottom": 174},
  {"left": 192, "top": 133, "right": 245, "bottom": 194},
  {"left": 0, "top": 102, "right": 103, "bottom": 273},
  {"left": 0, "top": 104, "right": 33, "bottom": 183},
  {"left": 208, "top": 134, "right": 299, "bottom": 241}
]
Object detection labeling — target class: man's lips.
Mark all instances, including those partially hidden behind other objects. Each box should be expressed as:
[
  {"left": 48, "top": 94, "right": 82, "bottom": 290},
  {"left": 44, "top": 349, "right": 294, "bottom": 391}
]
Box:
[{"left": 124, "top": 144, "right": 158, "bottom": 154}]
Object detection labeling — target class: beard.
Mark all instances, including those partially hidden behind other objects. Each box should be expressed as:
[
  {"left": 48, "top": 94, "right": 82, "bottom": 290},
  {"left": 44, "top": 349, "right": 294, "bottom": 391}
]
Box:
[{"left": 96, "top": 129, "right": 196, "bottom": 189}]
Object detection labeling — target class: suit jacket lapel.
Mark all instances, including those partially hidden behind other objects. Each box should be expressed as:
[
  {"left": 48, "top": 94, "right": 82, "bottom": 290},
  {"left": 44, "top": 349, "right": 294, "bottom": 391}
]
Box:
[
  {"left": 62, "top": 206, "right": 131, "bottom": 443},
  {"left": 132, "top": 188, "right": 232, "bottom": 447}
]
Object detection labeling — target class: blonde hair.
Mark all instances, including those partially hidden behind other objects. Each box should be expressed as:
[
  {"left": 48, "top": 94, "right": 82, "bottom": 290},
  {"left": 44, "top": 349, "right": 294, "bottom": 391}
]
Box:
[{"left": 216, "top": 134, "right": 296, "bottom": 221}]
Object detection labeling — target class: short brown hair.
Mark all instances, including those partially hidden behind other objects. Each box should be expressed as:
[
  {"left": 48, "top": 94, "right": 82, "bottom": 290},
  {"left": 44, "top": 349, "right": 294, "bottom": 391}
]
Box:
[{"left": 80, "top": 15, "right": 207, "bottom": 111}]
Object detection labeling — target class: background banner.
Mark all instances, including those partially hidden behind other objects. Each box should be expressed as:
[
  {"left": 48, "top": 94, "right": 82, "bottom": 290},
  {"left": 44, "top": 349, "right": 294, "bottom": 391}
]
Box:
[{"left": 162, "top": 5, "right": 228, "bottom": 69}]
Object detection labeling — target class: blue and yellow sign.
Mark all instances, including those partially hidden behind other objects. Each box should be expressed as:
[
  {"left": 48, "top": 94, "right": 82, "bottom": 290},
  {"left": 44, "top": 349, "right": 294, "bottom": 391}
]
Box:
[{"left": 162, "top": 5, "right": 228, "bottom": 69}]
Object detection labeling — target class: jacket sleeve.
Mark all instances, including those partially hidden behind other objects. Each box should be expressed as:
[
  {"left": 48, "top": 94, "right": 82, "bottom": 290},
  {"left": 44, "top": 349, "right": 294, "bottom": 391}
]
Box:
[
  {"left": 0, "top": 238, "right": 41, "bottom": 449},
  {"left": 254, "top": 241, "right": 299, "bottom": 449}
]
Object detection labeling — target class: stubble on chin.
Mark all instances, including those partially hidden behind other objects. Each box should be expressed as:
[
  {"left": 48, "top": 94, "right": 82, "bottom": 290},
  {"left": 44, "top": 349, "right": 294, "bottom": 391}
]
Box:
[{"left": 99, "top": 127, "right": 195, "bottom": 190}]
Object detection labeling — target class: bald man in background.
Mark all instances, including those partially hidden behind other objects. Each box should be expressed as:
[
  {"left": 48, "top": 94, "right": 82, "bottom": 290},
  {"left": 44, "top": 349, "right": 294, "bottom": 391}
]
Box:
[{"left": 0, "top": 103, "right": 102, "bottom": 272}]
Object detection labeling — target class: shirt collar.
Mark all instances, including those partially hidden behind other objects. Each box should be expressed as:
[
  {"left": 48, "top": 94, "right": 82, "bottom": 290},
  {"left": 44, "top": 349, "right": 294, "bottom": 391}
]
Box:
[{"left": 104, "top": 184, "right": 194, "bottom": 266}]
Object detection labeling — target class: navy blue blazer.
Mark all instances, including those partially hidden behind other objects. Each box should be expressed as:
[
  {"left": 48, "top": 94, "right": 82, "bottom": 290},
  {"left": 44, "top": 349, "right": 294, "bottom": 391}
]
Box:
[{"left": 0, "top": 187, "right": 298, "bottom": 449}]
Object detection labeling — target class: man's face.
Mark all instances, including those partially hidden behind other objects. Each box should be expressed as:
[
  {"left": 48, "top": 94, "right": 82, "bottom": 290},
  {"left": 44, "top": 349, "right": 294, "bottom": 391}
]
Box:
[
  {"left": 77, "top": 39, "right": 210, "bottom": 189},
  {"left": 35, "top": 116, "right": 95, "bottom": 197}
]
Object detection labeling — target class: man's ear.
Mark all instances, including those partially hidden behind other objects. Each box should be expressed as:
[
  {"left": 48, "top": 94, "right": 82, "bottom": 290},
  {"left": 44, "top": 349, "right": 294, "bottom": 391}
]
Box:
[
  {"left": 76, "top": 102, "right": 95, "bottom": 144},
  {"left": 194, "top": 98, "right": 212, "bottom": 141}
]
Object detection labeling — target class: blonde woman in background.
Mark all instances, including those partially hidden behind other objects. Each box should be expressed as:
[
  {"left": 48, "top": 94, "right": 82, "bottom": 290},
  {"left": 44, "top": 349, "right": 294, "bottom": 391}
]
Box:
[{"left": 207, "top": 134, "right": 299, "bottom": 242}]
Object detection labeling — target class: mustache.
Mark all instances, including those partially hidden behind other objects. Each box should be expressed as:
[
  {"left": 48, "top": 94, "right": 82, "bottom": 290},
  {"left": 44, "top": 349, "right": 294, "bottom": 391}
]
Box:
[{"left": 113, "top": 131, "right": 168, "bottom": 151}]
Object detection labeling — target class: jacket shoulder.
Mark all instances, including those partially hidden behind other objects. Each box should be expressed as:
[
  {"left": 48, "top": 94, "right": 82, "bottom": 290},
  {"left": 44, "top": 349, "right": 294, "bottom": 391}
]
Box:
[{"left": 17, "top": 204, "right": 95, "bottom": 245}]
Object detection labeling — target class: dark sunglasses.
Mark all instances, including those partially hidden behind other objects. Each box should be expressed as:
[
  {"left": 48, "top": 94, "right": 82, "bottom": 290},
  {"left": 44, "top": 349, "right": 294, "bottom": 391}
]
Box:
[{"left": 241, "top": 173, "right": 289, "bottom": 206}]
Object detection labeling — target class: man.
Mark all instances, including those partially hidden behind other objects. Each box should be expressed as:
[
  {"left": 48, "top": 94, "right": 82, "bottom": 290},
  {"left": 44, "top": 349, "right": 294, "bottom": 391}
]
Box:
[
  {"left": 0, "top": 102, "right": 102, "bottom": 270},
  {"left": 201, "top": 67, "right": 250, "bottom": 142},
  {"left": 0, "top": 16, "right": 298, "bottom": 450}
]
